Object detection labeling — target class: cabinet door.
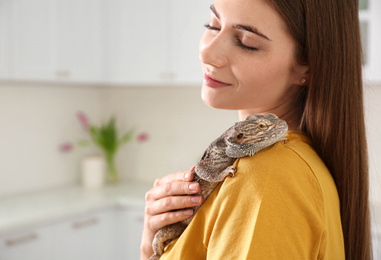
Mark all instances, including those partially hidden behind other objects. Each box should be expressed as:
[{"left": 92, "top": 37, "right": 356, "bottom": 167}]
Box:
[
  {"left": 55, "top": 0, "right": 103, "bottom": 82},
  {"left": 9, "top": 0, "right": 56, "bottom": 80},
  {"left": 0, "top": 227, "right": 52, "bottom": 260},
  {"left": 103, "top": 0, "right": 167, "bottom": 85},
  {"left": 374, "top": 234, "right": 381, "bottom": 260},
  {"left": 0, "top": 0, "right": 10, "bottom": 78},
  {"left": 170, "top": 0, "right": 212, "bottom": 85},
  {"left": 367, "top": 0, "right": 381, "bottom": 83},
  {"left": 360, "top": 0, "right": 381, "bottom": 83},
  {"left": 52, "top": 210, "right": 117, "bottom": 260},
  {"left": 116, "top": 206, "right": 145, "bottom": 260}
]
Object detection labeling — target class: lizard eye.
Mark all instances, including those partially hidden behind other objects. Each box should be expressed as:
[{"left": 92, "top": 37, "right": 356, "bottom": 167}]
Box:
[{"left": 258, "top": 123, "right": 268, "bottom": 130}]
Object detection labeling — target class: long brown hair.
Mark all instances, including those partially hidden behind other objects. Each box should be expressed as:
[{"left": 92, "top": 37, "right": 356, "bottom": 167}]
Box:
[{"left": 267, "top": 0, "right": 372, "bottom": 259}]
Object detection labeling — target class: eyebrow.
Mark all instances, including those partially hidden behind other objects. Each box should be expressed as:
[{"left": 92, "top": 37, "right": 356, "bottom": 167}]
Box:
[
  {"left": 234, "top": 25, "right": 271, "bottom": 41},
  {"left": 209, "top": 5, "right": 272, "bottom": 41},
  {"left": 210, "top": 5, "right": 220, "bottom": 19}
]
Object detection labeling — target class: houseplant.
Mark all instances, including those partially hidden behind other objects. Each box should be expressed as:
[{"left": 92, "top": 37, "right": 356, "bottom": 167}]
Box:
[{"left": 60, "top": 111, "right": 148, "bottom": 184}]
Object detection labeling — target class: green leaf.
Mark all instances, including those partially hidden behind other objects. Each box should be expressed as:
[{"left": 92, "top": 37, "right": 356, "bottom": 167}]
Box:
[
  {"left": 119, "top": 127, "right": 135, "bottom": 146},
  {"left": 86, "top": 116, "right": 134, "bottom": 157}
]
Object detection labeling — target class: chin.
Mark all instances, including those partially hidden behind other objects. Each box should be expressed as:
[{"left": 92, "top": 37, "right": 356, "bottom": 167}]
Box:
[{"left": 201, "top": 86, "right": 237, "bottom": 110}]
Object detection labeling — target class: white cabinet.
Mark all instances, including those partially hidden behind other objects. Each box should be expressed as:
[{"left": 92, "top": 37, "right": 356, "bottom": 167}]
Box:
[
  {"left": 0, "top": 0, "right": 10, "bottom": 78},
  {"left": 55, "top": 0, "right": 103, "bottom": 82},
  {"left": 0, "top": 226, "right": 52, "bottom": 260},
  {"left": 169, "top": 0, "right": 211, "bottom": 84},
  {"left": 360, "top": 0, "right": 381, "bottom": 83},
  {"left": 52, "top": 210, "right": 118, "bottom": 260},
  {"left": 374, "top": 234, "right": 381, "bottom": 260},
  {"left": 98, "top": 0, "right": 213, "bottom": 85},
  {"left": 0, "top": 0, "right": 213, "bottom": 85},
  {"left": 0, "top": 206, "right": 145, "bottom": 260},
  {"left": 116, "top": 205, "right": 145, "bottom": 260},
  {"left": 102, "top": 0, "right": 168, "bottom": 85},
  {"left": 9, "top": 0, "right": 56, "bottom": 81},
  {"left": 6, "top": 0, "right": 102, "bottom": 82}
]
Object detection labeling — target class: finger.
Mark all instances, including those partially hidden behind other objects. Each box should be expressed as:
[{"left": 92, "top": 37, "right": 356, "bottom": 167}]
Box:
[
  {"left": 146, "top": 195, "right": 203, "bottom": 216},
  {"left": 153, "top": 166, "right": 196, "bottom": 187},
  {"left": 146, "top": 208, "right": 195, "bottom": 232},
  {"left": 146, "top": 181, "right": 201, "bottom": 201}
]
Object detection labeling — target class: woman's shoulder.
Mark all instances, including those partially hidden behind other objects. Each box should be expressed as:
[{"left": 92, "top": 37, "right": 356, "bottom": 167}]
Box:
[
  {"left": 232, "top": 131, "right": 332, "bottom": 185},
  {"left": 221, "top": 131, "right": 333, "bottom": 212}
]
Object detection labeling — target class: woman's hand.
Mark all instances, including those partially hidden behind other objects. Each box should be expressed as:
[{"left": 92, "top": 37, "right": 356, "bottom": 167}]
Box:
[{"left": 140, "top": 166, "right": 203, "bottom": 260}]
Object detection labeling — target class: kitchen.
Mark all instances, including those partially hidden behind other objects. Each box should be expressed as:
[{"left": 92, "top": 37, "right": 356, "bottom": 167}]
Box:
[{"left": 0, "top": 0, "right": 380, "bottom": 259}]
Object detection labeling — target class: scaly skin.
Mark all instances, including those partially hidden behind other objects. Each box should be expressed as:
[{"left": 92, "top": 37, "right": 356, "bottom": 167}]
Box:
[{"left": 149, "top": 113, "right": 288, "bottom": 260}]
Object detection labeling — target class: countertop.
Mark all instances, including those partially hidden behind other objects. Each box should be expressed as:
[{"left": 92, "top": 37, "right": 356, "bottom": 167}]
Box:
[
  {"left": 0, "top": 182, "right": 380, "bottom": 237},
  {"left": 0, "top": 182, "right": 151, "bottom": 236}
]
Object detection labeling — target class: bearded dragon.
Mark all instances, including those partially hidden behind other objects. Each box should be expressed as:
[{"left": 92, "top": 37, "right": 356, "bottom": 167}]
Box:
[{"left": 149, "top": 113, "right": 288, "bottom": 260}]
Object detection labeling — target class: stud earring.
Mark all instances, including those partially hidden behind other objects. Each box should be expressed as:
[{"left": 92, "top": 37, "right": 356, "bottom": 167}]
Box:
[{"left": 301, "top": 78, "right": 307, "bottom": 84}]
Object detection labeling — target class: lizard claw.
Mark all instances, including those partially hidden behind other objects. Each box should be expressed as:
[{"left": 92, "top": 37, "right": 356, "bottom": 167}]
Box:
[{"left": 228, "top": 166, "right": 237, "bottom": 177}]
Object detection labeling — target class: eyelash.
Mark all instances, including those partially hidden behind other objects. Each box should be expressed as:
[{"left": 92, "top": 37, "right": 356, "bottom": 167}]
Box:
[{"left": 204, "top": 24, "right": 258, "bottom": 52}]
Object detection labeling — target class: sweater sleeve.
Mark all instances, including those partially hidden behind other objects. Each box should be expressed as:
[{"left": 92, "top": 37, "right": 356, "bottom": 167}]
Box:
[{"left": 204, "top": 142, "right": 327, "bottom": 259}]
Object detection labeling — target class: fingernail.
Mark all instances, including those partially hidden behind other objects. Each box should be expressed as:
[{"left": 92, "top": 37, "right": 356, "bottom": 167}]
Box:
[
  {"left": 184, "top": 172, "right": 191, "bottom": 181},
  {"left": 191, "top": 196, "right": 201, "bottom": 203},
  {"left": 189, "top": 183, "right": 198, "bottom": 191},
  {"left": 184, "top": 209, "right": 193, "bottom": 216}
]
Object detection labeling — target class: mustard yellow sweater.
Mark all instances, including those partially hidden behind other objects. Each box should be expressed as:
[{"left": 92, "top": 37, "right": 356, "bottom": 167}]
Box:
[{"left": 161, "top": 132, "right": 345, "bottom": 259}]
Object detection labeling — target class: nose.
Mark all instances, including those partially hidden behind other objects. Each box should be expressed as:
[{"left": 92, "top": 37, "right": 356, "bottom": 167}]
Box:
[{"left": 199, "top": 32, "right": 229, "bottom": 68}]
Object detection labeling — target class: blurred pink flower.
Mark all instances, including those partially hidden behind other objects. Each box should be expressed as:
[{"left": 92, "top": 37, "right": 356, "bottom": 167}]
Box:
[
  {"left": 137, "top": 132, "right": 149, "bottom": 143},
  {"left": 59, "top": 142, "right": 73, "bottom": 152},
  {"left": 77, "top": 111, "right": 90, "bottom": 131}
]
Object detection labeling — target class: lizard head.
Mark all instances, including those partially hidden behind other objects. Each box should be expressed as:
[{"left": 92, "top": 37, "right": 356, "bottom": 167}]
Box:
[{"left": 225, "top": 113, "right": 288, "bottom": 158}]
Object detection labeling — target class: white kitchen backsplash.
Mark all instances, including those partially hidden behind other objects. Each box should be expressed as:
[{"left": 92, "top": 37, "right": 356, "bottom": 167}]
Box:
[
  {"left": 0, "top": 83, "right": 238, "bottom": 198},
  {"left": 0, "top": 82, "right": 380, "bottom": 206},
  {"left": 364, "top": 84, "right": 381, "bottom": 204},
  {"left": 0, "top": 83, "right": 102, "bottom": 197}
]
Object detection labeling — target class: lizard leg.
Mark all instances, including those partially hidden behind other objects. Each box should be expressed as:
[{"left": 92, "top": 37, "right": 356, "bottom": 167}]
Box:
[{"left": 196, "top": 165, "right": 237, "bottom": 182}]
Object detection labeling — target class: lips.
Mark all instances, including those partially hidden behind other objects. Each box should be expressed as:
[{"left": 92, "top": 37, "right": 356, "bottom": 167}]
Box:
[{"left": 203, "top": 73, "right": 231, "bottom": 88}]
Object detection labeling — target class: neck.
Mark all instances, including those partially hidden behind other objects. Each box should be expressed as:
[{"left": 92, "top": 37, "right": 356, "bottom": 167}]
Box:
[{"left": 238, "top": 100, "right": 303, "bottom": 132}]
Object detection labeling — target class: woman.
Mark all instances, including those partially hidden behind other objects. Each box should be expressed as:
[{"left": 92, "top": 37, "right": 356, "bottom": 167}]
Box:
[{"left": 141, "top": 0, "right": 372, "bottom": 259}]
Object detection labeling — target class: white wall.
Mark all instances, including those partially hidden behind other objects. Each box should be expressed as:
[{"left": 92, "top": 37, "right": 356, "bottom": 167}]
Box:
[
  {"left": 0, "top": 83, "right": 380, "bottom": 205},
  {"left": 364, "top": 83, "right": 381, "bottom": 204},
  {"left": 98, "top": 86, "right": 238, "bottom": 185},
  {"left": 0, "top": 83, "right": 238, "bottom": 198},
  {"left": 0, "top": 83, "right": 103, "bottom": 197}
]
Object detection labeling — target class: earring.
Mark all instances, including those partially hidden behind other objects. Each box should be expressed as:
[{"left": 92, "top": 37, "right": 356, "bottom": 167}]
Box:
[{"left": 301, "top": 78, "right": 307, "bottom": 84}]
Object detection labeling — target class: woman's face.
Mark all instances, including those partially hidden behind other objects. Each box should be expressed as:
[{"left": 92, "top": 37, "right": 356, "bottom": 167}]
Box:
[{"left": 199, "top": 0, "right": 307, "bottom": 118}]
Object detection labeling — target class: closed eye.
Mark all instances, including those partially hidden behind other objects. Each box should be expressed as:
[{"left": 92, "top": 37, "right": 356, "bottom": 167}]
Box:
[
  {"left": 235, "top": 38, "right": 258, "bottom": 51},
  {"left": 205, "top": 24, "right": 257, "bottom": 52},
  {"left": 204, "top": 24, "right": 220, "bottom": 31}
]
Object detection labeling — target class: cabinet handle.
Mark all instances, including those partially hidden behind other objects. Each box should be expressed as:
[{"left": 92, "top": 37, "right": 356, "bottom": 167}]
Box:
[
  {"left": 72, "top": 218, "right": 99, "bottom": 230},
  {"left": 5, "top": 233, "right": 38, "bottom": 247}
]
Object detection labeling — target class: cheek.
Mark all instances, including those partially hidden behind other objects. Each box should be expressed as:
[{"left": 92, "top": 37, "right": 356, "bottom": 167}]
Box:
[
  {"left": 231, "top": 59, "right": 295, "bottom": 106},
  {"left": 235, "top": 53, "right": 295, "bottom": 90}
]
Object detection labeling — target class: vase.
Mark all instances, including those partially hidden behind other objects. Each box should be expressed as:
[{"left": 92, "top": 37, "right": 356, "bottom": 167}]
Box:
[
  {"left": 81, "top": 155, "right": 105, "bottom": 189},
  {"left": 104, "top": 153, "right": 119, "bottom": 184}
]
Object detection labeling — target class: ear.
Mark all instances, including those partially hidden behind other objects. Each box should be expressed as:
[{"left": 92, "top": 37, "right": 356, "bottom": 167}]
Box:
[{"left": 292, "top": 63, "right": 309, "bottom": 86}]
